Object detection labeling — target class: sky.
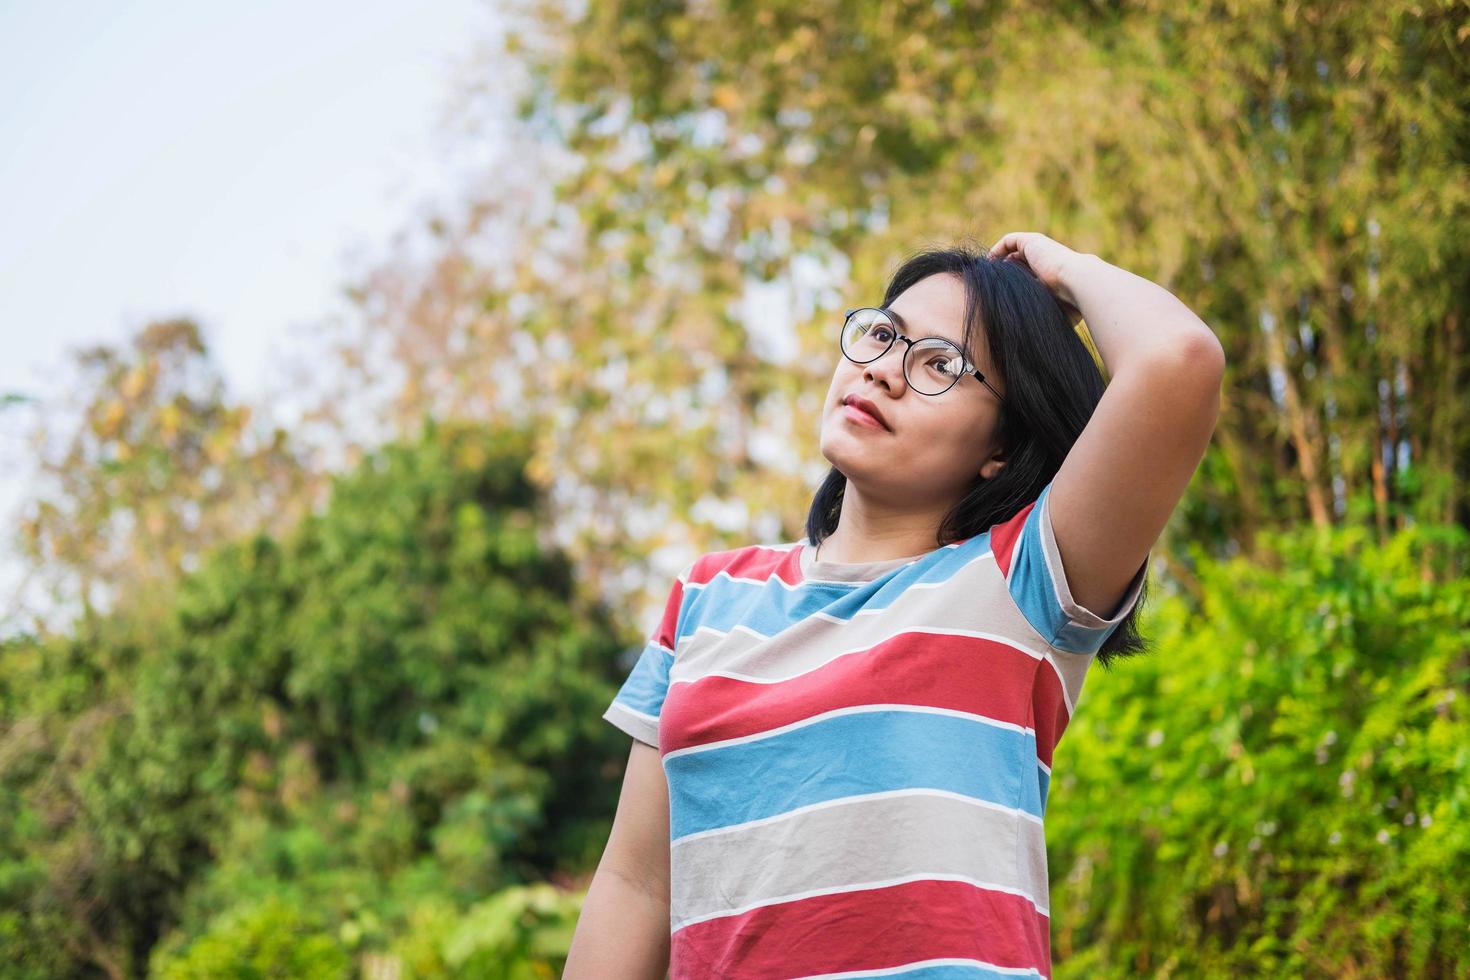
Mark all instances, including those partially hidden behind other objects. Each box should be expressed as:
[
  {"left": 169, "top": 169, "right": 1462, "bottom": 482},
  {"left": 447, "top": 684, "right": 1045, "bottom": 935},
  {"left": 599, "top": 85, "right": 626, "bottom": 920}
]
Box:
[{"left": 0, "top": 0, "right": 497, "bottom": 630}]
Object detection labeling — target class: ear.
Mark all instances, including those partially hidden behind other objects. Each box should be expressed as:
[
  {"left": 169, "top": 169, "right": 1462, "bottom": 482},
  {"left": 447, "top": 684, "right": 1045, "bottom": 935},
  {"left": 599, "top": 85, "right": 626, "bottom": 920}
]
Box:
[{"left": 979, "top": 451, "right": 1007, "bottom": 481}]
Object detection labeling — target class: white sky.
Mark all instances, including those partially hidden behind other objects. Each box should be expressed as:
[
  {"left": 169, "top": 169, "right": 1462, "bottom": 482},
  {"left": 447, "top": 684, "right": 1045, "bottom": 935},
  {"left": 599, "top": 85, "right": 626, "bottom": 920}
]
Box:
[{"left": 0, "top": 0, "right": 497, "bottom": 632}]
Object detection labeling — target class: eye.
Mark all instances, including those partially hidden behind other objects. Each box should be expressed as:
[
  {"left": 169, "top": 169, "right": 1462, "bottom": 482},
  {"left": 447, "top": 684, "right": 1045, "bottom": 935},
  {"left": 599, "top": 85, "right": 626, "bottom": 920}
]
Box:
[
  {"left": 914, "top": 344, "right": 961, "bottom": 376},
  {"left": 928, "top": 353, "right": 961, "bottom": 377}
]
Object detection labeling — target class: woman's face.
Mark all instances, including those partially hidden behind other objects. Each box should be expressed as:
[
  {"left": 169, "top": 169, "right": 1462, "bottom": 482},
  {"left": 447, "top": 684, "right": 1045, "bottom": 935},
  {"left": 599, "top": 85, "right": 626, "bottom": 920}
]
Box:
[{"left": 818, "top": 272, "right": 1008, "bottom": 506}]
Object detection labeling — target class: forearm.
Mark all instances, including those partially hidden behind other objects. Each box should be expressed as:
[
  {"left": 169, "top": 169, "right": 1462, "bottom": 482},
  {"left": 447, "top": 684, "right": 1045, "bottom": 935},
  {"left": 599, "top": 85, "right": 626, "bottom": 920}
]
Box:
[
  {"left": 1059, "top": 253, "right": 1223, "bottom": 377},
  {"left": 564, "top": 869, "right": 671, "bottom": 980}
]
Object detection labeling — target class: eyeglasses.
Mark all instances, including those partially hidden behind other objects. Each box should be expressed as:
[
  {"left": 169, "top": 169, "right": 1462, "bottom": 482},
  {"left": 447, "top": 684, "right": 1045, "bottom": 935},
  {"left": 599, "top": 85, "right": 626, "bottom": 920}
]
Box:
[{"left": 840, "top": 307, "right": 1006, "bottom": 402}]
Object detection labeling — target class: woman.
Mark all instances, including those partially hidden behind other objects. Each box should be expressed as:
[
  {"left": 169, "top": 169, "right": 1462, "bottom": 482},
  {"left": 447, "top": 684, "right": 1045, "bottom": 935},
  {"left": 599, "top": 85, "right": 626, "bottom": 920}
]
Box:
[{"left": 567, "top": 232, "right": 1225, "bottom": 979}]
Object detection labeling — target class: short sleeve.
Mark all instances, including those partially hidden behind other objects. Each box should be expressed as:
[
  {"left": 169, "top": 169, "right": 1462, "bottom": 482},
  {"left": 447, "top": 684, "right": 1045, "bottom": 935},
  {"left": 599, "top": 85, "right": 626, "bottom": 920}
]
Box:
[
  {"left": 988, "top": 480, "right": 1149, "bottom": 655},
  {"left": 601, "top": 559, "right": 696, "bottom": 749}
]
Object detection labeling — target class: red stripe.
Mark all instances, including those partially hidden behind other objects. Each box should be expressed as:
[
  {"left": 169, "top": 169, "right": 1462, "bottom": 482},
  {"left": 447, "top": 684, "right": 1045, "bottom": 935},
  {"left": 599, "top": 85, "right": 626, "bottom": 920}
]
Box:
[
  {"left": 690, "top": 545, "right": 801, "bottom": 588},
  {"left": 1031, "top": 664, "right": 1070, "bottom": 768},
  {"left": 670, "top": 877, "right": 1051, "bottom": 979},
  {"left": 988, "top": 501, "right": 1034, "bottom": 578},
  {"left": 653, "top": 577, "right": 687, "bottom": 650},
  {"left": 660, "top": 633, "right": 1039, "bottom": 754}
]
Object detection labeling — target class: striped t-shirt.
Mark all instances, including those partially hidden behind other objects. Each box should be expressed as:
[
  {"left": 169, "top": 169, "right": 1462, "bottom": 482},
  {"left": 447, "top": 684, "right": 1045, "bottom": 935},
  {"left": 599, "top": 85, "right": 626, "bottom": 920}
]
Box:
[{"left": 602, "top": 479, "right": 1150, "bottom": 979}]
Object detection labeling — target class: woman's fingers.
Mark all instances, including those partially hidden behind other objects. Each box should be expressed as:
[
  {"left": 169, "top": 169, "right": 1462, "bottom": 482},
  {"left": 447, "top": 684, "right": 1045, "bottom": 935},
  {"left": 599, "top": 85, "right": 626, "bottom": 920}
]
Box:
[
  {"left": 988, "top": 231, "right": 1034, "bottom": 260},
  {"left": 989, "top": 232, "right": 1081, "bottom": 323}
]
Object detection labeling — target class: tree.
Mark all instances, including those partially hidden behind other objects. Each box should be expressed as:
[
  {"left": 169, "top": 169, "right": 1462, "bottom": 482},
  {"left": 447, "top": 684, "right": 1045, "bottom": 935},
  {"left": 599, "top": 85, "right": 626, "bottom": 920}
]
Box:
[
  {"left": 11, "top": 318, "right": 322, "bottom": 633},
  {"left": 312, "top": 0, "right": 1468, "bottom": 621},
  {"left": 0, "top": 419, "right": 632, "bottom": 978}
]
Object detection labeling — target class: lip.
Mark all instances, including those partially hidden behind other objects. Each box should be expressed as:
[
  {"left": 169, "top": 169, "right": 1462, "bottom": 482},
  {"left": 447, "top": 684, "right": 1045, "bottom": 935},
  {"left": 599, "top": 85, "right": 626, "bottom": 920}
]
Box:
[{"left": 842, "top": 394, "right": 890, "bottom": 431}]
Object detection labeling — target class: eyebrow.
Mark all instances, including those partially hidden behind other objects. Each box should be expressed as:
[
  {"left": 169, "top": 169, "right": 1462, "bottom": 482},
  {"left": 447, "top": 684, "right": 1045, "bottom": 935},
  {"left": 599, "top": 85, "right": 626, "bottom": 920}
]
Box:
[{"left": 885, "top": 308, "right": 965, "bottom": 350}]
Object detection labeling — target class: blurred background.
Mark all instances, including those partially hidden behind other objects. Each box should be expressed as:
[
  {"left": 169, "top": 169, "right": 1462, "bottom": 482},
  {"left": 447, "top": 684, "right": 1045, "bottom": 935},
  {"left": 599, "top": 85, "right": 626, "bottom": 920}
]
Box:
[{"left": 1, "top": 0, "right": 1467, "bottom": 976}]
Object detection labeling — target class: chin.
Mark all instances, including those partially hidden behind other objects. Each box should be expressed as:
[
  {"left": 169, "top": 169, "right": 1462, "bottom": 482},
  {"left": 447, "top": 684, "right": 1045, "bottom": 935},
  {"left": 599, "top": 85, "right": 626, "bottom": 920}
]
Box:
[{"left": 818, "top": 430, "right": 877, "bottom": 477}]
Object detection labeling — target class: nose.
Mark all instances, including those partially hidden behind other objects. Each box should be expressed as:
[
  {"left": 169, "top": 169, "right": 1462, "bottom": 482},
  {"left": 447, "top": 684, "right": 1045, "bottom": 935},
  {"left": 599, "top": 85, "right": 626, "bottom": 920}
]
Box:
[{"left": 861, "top": 339, "right": 908, "bottom": 393}]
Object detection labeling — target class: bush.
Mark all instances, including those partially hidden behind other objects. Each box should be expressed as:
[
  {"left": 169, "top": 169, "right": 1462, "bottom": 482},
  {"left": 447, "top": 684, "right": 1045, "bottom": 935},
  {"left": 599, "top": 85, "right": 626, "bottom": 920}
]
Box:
[
  {"left": 1, "top": 419, "right": 632, "bottom": 977},
  {"left": 1048, "top": 522, "right": 1470, "bottom": 977},
  {"left": 148, "top": 895, "right": 349, "bottom": 979}
]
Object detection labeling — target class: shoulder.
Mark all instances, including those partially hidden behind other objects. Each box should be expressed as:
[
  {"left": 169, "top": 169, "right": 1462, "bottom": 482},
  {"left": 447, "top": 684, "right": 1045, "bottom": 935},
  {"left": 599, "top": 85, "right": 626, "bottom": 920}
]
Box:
[
  {"left": 985, "top": 492, "right": 1042, "bottom": 578},
  {"left": 983, "top": 481, "right": 1148, "bottom": 656}
]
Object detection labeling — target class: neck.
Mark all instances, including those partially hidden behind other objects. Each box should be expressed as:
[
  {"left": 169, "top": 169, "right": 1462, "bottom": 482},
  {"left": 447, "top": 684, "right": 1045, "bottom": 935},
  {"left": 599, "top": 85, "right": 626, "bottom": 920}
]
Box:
[{"left": 815, "top": 482, "right": 953, "bottom": 564}]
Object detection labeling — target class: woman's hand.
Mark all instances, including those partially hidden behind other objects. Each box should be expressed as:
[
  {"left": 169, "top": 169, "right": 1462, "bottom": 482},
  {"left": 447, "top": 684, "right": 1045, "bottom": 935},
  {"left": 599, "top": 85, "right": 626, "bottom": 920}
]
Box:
[{"left": 987, "top": 231, "right": 1092, "bottom": 326}]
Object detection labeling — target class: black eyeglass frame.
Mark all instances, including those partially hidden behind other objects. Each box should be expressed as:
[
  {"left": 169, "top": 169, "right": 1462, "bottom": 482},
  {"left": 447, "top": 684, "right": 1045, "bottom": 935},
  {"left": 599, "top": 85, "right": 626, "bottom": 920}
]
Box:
[{"left": 841, "top": 307, "right": 1006, "bottom": 403}]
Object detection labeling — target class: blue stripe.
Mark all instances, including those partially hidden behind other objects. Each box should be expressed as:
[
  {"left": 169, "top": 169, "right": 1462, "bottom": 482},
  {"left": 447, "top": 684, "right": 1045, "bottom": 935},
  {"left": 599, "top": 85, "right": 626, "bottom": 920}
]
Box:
[
  {"left": 844, "top": 965, "right": 1044, "bottom": 979},
  {"left": 610, "top": 641, "right": 675, "bottom": 719},
  {"left": 677, "top": 537, "right": 993, "bottom": 644},
  {"left": 1016, "top": 731, "right": 1049, "bottom": 816},
  {"left": 1004, "top": 481, "right": 1122, "bottom": 656},
  {"left": 665, "top": 709, "right": 1032, "bottom": 840},
  {"left": 1005, "top": 482, "right": 1070, "bottom": 649},
  {"left": 1006, "top": 482, "right": 1147, "bottom": 656}
]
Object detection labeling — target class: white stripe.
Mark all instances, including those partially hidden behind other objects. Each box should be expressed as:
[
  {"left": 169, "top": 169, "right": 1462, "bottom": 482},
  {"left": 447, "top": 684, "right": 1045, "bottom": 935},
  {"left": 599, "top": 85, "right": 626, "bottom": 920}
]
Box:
[
  {"left": 671, "top": 622, "right": 1047, "bottom": 686},
  {"left": 607, "top": 701, "right": 657, "bottom": 725},
  {"left": 1039, "top": 650, "right": 1075, "bottom": 717},
  {"left": 670, "top": 870, "right": 1051, "bottom": 932},
  {"left": 669, "top": 786, "right": 1043, "bottom": 850}
]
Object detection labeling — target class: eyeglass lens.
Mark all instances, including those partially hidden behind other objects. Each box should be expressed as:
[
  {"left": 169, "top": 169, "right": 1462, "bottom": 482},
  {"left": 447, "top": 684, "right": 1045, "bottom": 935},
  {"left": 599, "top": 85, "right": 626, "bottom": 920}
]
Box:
[{"left": 840, "top": 309, "right": 968, "bottom": 396}]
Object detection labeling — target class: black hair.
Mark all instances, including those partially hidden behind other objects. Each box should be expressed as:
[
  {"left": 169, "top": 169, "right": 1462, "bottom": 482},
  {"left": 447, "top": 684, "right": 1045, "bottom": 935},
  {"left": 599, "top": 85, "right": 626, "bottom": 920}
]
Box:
[{"left": 804, "top": 240, "right": 1150, "bottom": 668}]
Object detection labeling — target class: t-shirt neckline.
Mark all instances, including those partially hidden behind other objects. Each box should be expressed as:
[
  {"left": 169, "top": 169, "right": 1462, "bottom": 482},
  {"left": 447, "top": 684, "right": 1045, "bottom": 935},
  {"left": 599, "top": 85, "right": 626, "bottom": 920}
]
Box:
[{"left": 797, "top": 540, "right": 937, "bottom": 583}]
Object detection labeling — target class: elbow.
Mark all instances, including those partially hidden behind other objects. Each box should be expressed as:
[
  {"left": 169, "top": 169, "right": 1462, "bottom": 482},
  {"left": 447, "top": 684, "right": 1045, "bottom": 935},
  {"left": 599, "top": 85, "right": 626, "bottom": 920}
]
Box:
[
  {"left": 1190, "top": 328, "right": 1227, "bottom": 379},
  {"left": 1137, "top": 332, "right": 1225, "bottom": 430},
  {"left": 1157, "top": 329, "right": 1226, "bottom": 390}
]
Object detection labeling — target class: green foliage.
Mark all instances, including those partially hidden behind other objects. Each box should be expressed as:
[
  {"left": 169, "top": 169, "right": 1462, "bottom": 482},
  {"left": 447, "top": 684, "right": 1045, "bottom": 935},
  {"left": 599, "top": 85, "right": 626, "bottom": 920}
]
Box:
[
  {"left": 0, "top": 418, "right": 628, "bottom": 978},
  {"left": 6, "top": 397, "right": 1467, "bottom": 977},
  {"left": 428, "top": 0, "right": 1470, "bottom": 577},
  {"left": 386, "top": 883, "right": 582, "bottom": 979},
  {"left": 148, "top": 896, "right": 350, "bottom": 979},
  {"left": 6, "top": 2, "right": 1470, "bottom": 975},
  {"left": 0, "top": 907, "right": 76, "bottom": 980},
  {"left": 1048, "top": 520, "right": 1470, "bottom": 976}
]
